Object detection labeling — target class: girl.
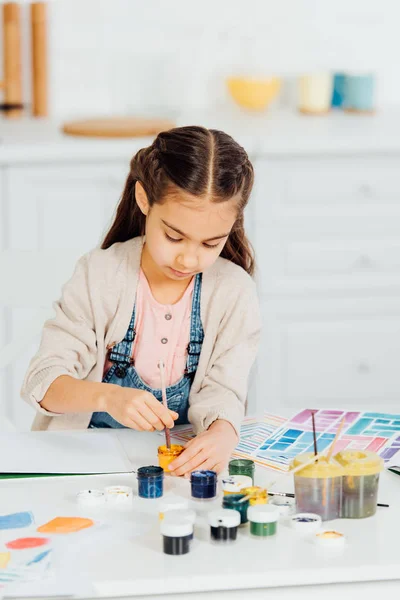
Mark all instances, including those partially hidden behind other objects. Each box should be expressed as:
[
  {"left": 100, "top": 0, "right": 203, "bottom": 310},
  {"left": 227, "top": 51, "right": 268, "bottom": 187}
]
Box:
[{"left": 21, "top": 126, "right": 260, "bottom": 476}]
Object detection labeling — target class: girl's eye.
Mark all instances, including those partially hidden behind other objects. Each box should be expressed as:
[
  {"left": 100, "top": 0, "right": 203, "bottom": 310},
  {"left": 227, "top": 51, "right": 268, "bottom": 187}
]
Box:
[
  {"left": 203, "top": 242, "right": 220, "bottom": 249},
  {"left": 165, "top": 233, "right": 182, "bottom": 243}
]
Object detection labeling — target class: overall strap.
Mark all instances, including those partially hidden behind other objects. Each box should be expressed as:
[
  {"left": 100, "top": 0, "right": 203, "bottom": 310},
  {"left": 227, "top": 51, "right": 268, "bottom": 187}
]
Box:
[
  {"left": 108, "top": 306, "right": 136, "bottom": 367},
  {"left": 185, "top": 273, "right": 204, "bottom": 377}
]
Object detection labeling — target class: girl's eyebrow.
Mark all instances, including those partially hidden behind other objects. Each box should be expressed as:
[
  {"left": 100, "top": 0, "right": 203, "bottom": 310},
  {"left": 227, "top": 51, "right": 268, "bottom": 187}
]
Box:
[{"left": 162, "top": 219, "right": 230, "bottom": 242}]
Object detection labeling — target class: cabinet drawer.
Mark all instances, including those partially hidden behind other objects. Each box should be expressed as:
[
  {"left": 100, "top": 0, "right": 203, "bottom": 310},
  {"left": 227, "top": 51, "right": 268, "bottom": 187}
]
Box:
[
  {"left": 284, "top": 318, "right": 400, "bottom": 404},
  {"left": 285, "top": 157, "right": 400, "bottom": 208},
  {"left": 286, "top": 239, "right": 400, "bottom": 276}
]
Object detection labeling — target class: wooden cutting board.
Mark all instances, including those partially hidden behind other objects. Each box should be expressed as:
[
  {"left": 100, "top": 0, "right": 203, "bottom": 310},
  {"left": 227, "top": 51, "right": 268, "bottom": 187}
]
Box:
[{"left": 61, "top": 116, "right": 175, "bottom": 138}]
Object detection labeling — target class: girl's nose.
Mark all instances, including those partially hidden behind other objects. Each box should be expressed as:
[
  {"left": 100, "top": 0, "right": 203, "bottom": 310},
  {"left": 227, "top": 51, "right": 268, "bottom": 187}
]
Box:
[{"left": 178, "top": 252, "right": 198, "bottom": 270}]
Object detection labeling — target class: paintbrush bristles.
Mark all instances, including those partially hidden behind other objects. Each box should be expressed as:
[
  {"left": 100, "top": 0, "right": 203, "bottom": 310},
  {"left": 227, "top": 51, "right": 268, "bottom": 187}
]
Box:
[{"left": 158, "top": 359, "right": 171, "bottom": 449}]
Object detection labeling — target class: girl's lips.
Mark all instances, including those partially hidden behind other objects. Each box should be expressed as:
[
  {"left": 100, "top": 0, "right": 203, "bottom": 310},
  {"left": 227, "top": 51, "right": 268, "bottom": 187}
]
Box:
[{"left": 169, "top": 267, "right": 194, "bottom": 277}]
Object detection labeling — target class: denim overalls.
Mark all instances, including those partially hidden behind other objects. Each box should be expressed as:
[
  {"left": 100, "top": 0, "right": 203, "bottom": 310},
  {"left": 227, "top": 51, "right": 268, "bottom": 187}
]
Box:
[{"left": 89, "top": 274, "right": 203, "bottom": 428}]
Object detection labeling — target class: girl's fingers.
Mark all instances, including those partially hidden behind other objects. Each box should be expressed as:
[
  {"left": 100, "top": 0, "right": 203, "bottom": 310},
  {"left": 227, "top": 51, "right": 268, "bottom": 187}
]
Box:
[
  {"left": 169, "top": 442, "right": 205, "bottom": 474},
  {"left": 137, "top": 404, "right": 165, "bottom": 431},
  {"left": 127, "top": 413, "right": 154, "bottom": 432},
  {"left": 183, "top": 458, "right": 215, "bottom": 477},
  {"left": 171, "top": 447, "right": 208, "bottom": 477},
  {"left": 145, "top": 396, "right": 177, "bottom": 428}
]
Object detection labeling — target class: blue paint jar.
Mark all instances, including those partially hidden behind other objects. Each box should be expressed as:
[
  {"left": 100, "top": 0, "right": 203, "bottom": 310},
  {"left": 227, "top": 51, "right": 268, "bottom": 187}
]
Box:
[
  {"left": 190, "top": 470, "right": 217, "bottom": 499},
  {"left": 137, "top": 466, "right": 164, "bottom": 499}
]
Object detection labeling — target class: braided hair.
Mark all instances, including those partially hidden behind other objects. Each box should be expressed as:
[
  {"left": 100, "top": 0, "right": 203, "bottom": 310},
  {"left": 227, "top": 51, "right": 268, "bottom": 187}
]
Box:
[{"left": 101, "top": 126, "right": 255, "bottom": 275}]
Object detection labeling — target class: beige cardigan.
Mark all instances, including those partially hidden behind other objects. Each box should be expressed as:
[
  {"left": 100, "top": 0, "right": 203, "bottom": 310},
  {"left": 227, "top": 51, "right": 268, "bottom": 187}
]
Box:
[{"left": 21, "top": 237, "right": 261, "bottom": 434}]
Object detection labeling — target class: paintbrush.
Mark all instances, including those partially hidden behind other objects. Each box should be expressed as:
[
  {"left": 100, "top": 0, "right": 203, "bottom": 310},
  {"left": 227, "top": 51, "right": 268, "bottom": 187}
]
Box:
[
  {"left": 158, "top": 359, "right": 171, "bottom": 449},
  {"left": 326, "top": 416, "right": 346, "bottom": 462},
  {"left": 311, "top": 410, "right": 318, "bottom": 460}
]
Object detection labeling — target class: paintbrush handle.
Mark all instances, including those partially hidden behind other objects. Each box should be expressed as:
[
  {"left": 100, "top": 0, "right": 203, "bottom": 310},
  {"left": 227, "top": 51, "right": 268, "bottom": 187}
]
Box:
[
  {"left": 326, "top": 416, "right": 346, "bottom": 462},
  {"left": 158, "top": 360, "right": 171, "bottom": 449}
]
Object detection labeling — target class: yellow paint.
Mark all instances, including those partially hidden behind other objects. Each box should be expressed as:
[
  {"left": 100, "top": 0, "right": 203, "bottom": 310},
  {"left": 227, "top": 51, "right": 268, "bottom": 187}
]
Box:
[
  {"left": 0, "top": 552, "right": 10, "bottom": 569},
  {"left": 317, "top": 530, "right": 343, "bottom": 539},
  {"left": 240, "top": 486, "right": 268, "bottom": 506},
  {"left": 158, "top": 444, "right": 184, "bottom": 473},
  {"left": 334, "top": 451, "right": 383, "bottom": 476},
  {"left": 37, "top": 517, "right": 94, "bottom": 534},
  {"left": 291, "top": 453, "right": 344, "bottom": 479}
]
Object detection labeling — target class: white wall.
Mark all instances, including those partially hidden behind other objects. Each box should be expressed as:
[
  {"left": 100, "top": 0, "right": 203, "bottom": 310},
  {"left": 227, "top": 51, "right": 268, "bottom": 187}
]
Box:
[{"left": 3, "top": 0, "right": 399, "bottom": 120}]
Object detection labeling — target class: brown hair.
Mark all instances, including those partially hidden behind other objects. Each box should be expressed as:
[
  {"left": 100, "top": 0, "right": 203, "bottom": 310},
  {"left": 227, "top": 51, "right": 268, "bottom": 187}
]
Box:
[{"left": 102, "top": 125, "right": 255, "bottom": 275}]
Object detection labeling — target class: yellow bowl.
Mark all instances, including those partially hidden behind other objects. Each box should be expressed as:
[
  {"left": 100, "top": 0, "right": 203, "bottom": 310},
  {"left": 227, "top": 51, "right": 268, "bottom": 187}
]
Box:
[{"left": 226, "top": 77, "right": 281, "bottom": 111}]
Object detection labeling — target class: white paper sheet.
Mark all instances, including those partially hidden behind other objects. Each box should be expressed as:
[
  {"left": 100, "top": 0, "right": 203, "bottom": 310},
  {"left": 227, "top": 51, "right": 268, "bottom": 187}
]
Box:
[{"left": 0, "top": 430, "right": 132, "bottom": 474}]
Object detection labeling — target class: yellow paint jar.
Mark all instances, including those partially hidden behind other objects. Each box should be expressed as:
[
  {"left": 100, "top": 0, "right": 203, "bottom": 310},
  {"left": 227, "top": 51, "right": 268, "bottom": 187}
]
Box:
[
  {"left": 222, "top": 475, "right": 253, "bottom": 495},
  {"left": 292, "top": 453, "right": 344, "bottom": 521},
  {"left": 334, "top": 450, "right": 383, "bottom": 518},
  {"left": 240, "top": 486, "right": 268, "bottom": 506},
  {"left": 158, "top": 444, "right": 184, "bottom": 473}
]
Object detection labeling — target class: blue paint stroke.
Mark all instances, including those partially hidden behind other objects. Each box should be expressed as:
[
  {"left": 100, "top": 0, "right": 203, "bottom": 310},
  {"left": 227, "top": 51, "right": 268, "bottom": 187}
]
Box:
[
  {"left": 26, "top": 549, "right": 51, "bottom": 566},
  {"left": 0, "top": 511, "right": 33, "bottom": 530}
]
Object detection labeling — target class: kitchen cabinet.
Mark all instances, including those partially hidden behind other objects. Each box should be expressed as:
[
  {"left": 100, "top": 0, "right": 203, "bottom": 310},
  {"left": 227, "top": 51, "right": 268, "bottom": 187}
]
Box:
[{"left": 2, "top": 114, "right": 400, "bottom": 429}]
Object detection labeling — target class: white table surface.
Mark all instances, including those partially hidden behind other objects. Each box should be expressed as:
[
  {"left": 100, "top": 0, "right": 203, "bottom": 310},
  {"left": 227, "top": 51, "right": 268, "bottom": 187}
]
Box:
[{"left": 0, "top": 428, "right": 399, "bottom": 600}]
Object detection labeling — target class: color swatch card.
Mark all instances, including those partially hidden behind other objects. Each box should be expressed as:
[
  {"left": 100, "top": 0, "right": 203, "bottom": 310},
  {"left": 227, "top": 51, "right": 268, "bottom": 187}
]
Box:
[
  {"left": 252, "top": 409, "right": 400, "bottom": 471},
  {"left": 171, "top": 409, "right": 400, "bottom": 472}
]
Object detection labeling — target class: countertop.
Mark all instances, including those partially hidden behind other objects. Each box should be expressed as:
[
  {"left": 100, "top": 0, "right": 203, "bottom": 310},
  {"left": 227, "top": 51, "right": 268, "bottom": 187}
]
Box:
[
  {"left": 1, "top": 108, "right": 400, "bottom": 165},
  {"left": 0, "top": 428, "right": 399, "bottom": 599}
]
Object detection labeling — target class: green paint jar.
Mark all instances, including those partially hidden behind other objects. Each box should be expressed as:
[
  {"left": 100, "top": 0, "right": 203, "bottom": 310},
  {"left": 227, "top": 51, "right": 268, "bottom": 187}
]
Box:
[
  {"left": 248, "top": 505, "right": 279, "bottom": 537},
  {"left": 228, "top": 459, "right": 255, "bottom": 483},
  {"left": 222, "top": 493, "right": 249, "bottom": 524}
]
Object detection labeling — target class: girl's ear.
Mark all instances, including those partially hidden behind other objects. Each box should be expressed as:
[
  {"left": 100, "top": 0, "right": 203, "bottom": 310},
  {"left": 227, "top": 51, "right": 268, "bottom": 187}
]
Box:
[{"left": 135, "top": 181, "right": 150, "bottom": 216}]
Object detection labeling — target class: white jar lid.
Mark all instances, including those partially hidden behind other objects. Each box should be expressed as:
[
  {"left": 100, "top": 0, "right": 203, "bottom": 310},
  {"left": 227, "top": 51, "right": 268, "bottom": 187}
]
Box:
[
  {"left": 248, "top": 504, "right": 280, "bottom": 524},
  {"left": 159, "top": 495, "right": 189, "bottom": 512},
  {"left": 270, "top": 497, "right": 295, "bottom": 516},
  {"left": 208, "top": 509, "right": 241, "bottom": 528},
  {"left": 179, "top": 509, "right": 196, "bottom": 524},
  {"left": 222, "top": 475, "right": 253, "bottom": 493},
  {"left": 160, "top": 514, "right": 194, "bottom": 537},
  {"left": 315, "top": 530, "right": 346, "bottom": 548},
  {"left": 290, "top": 512, "right": 322, "bottom": 534},
  {"left": 76, "top": 489, "right": 105, "bottom": 506}
]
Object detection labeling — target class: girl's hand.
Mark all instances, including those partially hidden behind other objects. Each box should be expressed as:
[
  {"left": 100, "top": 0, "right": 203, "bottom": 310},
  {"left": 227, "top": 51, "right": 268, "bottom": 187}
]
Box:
[
  {"left": 168, "top": 420, "right": 238, "bottom": 476},
  {"left": 102, "top": 385, "right": 178, "bottom": 431}
]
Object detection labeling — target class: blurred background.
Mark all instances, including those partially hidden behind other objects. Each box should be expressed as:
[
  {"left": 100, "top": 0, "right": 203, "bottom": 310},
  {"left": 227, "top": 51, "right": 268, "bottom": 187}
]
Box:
[{"left": 1, "top": 0, "right": 400, "bottom": 430}]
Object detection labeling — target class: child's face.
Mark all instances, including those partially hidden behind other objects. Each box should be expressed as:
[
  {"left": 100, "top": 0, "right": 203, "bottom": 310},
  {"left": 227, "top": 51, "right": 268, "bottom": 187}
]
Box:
[{"left": 137, "top": 184, "right": 238, "bottom": 281}]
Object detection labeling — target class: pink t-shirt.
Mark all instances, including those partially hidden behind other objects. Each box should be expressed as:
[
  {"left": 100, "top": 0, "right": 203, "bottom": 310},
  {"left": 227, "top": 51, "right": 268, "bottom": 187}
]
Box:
[{"left": 125, "top": 270, "right": 194, "bottom": 388}]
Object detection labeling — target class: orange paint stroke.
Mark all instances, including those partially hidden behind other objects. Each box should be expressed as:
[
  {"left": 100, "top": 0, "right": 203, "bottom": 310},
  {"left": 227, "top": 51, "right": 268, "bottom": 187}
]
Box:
[
  {"left": 37, "top": 517, "right": 94, "bottom": 534},
  {"left": 0, "top": 552, "right": 10, "bottom": 568},
  {"left": 6, "top": 537, "right": 49, "bottom": 550}
]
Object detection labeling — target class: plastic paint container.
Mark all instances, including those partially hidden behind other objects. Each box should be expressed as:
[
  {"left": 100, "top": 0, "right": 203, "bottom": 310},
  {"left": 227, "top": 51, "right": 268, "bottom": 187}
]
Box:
[
  {"left": 208, "top": 509, "right": 241, "bottom": 542},
  {"left": 104, "top": 485, "right": 133, "bottom": 506},
  {"left": 222, "top": 493, "right": 249, "bottom": 524},
  {"left": 76, "top": 489, "right": 105, "bottom": 507},
  {"left": 222, "top": 475, "right": 253, "bottom": 495},
  {"left": 158, "top": 444, "right": 185, "bottom": 473},
  {"left": 228, "top": 459, "right": 255, "bottom": 483},
  {"left": 239, "top": 486, "right": 267, "bottom": 506},
  {"left": 190, "top": 470, "right": 217, "bottom": 499},
  {"left": 159, "top": 495, "right": 189, "bottom": 520},
  {"left": 334, "top": 450, "right": 383, "bottom": 518},
  {"left": 269, "top": 496, "right": 295, "bottom": 517},
  {"left": 161, "top": 514, "right": 193, "bottom": 556},
  {"left": 292, "top": 453, "right": 344, "bottom": 521},
  {"left": 248, "top": 505, "right": 279, "bottom": 537},
  {"left": 315, "top": 529, "right": 346, "bottom": 549},
  {"left": 137, "top": 466, "right": 164, "bottom": 499},
  {"left": 290, "top": 513, "right": 322, "bottom": 535}
]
